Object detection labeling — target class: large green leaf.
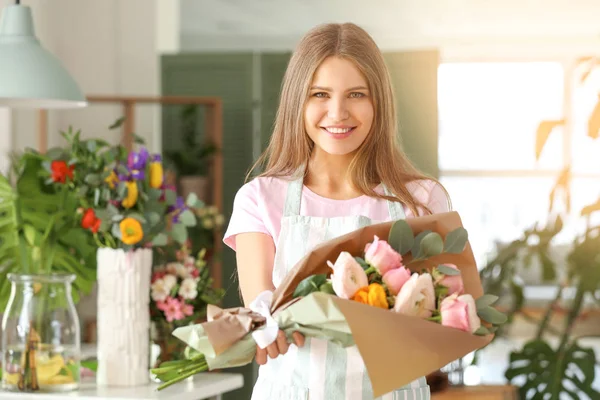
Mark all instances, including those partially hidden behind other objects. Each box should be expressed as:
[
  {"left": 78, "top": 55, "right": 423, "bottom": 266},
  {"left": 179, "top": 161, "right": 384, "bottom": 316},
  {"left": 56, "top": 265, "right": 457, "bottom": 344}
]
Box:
[
  {"left": 505, "top": 339, "right": 599, "bottom": 399},
  {"left": 0, "top": 154, "right": 98, "bottom": 310}
]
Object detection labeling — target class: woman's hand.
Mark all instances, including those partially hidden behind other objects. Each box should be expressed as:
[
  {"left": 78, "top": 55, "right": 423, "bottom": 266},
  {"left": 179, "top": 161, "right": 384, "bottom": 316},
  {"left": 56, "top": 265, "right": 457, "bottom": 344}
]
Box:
[{"left": 255, "top": 330, "right": 305, "bottom": 365}]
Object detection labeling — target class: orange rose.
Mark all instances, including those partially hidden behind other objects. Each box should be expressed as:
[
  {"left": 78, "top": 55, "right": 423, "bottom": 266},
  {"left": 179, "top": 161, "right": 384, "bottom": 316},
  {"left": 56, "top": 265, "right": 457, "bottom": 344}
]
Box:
[{"left": 351, "top": 283, "right": 389, "bottom": 309}]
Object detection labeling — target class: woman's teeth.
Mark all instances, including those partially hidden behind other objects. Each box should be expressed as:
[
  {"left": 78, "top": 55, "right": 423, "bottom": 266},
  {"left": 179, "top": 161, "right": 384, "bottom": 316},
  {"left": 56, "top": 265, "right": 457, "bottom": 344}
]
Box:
[{"left": 324, "top": 127, "right": 353, "bottom": 134}]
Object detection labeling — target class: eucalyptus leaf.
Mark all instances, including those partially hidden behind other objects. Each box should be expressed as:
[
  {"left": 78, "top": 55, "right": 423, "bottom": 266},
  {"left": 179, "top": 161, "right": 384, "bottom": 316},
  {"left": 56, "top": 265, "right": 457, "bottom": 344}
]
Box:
[
  {"left": 107, "top": 203, "right": 120, "bottom": 218},
  {"left": 319, "top": 281, "right": 336, "bottom": 295},
  {"left": 109, "top": 117, "right": 126, "bottom": 130},
  {"left": 111, "top": 223, "right": 122, "bottom": 240},
  {"left": 478, "top": 306, "right": 508, "bottom": 325},
  {"left": 443, "top": 227, "right": 468, "bottom": 254},
  {"left": 475, "top": 294, "right": 499, "bottom": 309},
  {"left": 86, "top": 140, "right": 97, "bottom": 153},
  {"left": 436, "top": 264, "right": 461, "bottom": 276},
  {"left": 147, "top": 212, "right": 161, "bottom": 226},
  {"left": 473, "top": 326, "right": 491, "bottom": 336},
  {"left": 117, "top": 182, "right": 127, "bottom": 198},
  {"left": 148, "top": 189, "right": 163, "bottom": 201},
  {"left": 388, "top": 219, "right": 414, "bottom": 255},
  {"left": 128, "top": 213, "right": 147, "bottom": 224},
  {"left": 94, "top": 188, "right": 100, "bottom": 206},
  {"left": 179, "top": 209, "right": 197, "bottom": 227},
  {"left": 171, "top": 223, "right": 187, "bottom": 244},
  {"left": 78, "top": 185, "right": 89, "bottom": 198},
  {"left": 84, "top": 174, "right": 102, "bottom": 186},
  {"left": 165, "top": 190, "right": 177, "bottom": 206},
  {"left": 411, "top": 230, "right": 432, "bottom": 259},
  {"left": 152, "top": 233, "right": 168, "bottom": 246},
  {"left": 45, "top": 148, "right": 64, "bottom": 160},
  {"left": 185, "top": 192, "right": 199, "bottom": 208},
  {"left": 419, "top": 232, "right": 443, "bottom": 258},
  {"left": 111, "top": 214, "right": 124, "bottom": 222},
  {"left": 293, "top": 274, "right": 328, "bottom": 298}
]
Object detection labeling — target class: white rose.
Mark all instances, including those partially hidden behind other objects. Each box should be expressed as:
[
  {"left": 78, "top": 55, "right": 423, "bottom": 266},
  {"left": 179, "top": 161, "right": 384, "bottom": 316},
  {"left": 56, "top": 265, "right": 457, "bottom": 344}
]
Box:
[
  {"left": 393, "top": 273, "right": 435, "bottom": 318},
  {"left": 151, "top": 279, "right": 169, "bottom": 302},
  {"left": 327, "top": 251, "right": 368, "bottom": 299},
  {"left": 162, "top": 274, "right": 177, "bottom": 290}
]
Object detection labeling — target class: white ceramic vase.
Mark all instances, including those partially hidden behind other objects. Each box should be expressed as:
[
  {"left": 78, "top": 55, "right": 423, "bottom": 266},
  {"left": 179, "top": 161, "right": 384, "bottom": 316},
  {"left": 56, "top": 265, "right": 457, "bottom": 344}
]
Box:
[{"left": 96, "top": 248, "right": 152, "bottom": 387}]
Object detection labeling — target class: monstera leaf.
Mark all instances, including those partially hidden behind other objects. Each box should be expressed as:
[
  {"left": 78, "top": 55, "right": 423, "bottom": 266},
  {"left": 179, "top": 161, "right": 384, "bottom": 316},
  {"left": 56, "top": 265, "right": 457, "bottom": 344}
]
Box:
[
  {"left": 505, "top": 339, "right": 599, "bottom": 399},
  {"left": 0, "top": 153, "right": 97, "bottom": 310}
]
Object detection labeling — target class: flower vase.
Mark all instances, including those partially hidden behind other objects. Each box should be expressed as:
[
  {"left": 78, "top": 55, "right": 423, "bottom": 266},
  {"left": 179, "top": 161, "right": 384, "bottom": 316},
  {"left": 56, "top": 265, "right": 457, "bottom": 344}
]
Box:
[{"left": 96, "top": 248, "right": 152, "bottom": 387}]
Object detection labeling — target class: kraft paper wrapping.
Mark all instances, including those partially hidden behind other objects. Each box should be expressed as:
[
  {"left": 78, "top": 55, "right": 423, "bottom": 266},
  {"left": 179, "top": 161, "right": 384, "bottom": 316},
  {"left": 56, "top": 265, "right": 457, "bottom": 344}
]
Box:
[{"left": 172, "top": 211, "right": 493, "bottom": 396}]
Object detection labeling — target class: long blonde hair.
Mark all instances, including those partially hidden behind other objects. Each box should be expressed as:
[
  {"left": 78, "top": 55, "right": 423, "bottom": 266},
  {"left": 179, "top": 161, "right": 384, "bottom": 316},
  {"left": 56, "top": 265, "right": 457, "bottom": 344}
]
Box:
[{"left": 247, "top": 23, "right": 450, "bottom": 216}]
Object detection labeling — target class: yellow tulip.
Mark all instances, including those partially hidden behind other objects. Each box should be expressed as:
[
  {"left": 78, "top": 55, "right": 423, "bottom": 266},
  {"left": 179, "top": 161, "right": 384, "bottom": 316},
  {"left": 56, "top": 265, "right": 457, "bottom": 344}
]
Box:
[
  {"left": 352, "top": 283, "right": 389, "bottom": 309},
  {"left": 119, "top": 217, "right": 144, "bottom": 245},
  {"left": 149, "top": 162, "right": 163, "bottom": 189},
  {"left": 121, "top": 181, "right": 138, "bottom": 209}
]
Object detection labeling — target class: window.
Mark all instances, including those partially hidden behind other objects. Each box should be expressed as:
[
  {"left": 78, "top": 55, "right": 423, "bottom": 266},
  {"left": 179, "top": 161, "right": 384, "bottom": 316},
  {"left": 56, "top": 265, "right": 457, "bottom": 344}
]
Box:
[{"left": 437, "top": 62, "right": 600, "bottom": 267}]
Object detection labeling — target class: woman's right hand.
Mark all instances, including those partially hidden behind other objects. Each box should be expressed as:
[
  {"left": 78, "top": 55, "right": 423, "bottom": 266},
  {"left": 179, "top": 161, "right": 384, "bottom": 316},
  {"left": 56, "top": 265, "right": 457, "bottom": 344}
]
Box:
[{"left": 255, "top": 330, "right": 305, "bottom": 365}]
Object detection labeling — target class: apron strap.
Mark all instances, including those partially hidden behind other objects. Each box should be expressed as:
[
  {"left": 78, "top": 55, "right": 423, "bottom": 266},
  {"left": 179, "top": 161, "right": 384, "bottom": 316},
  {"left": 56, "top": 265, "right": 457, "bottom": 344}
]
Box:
[
  {"left": 283, "top": 178, "right": 304, "bottom": 216},
  {"left": 382, "top": 184, "right": 406, "bottom": 220}
]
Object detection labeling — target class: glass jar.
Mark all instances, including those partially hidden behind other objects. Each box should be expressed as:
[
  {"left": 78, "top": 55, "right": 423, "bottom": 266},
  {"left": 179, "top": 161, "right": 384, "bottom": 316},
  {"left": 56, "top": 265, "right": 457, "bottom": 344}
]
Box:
[{"left": 1, "top": 273, "right": 81, "bottom": 392}]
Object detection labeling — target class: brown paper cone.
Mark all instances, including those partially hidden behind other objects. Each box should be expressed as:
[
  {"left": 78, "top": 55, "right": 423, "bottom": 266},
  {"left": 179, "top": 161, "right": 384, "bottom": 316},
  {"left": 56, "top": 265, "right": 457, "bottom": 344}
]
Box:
[{"left": 271, "top": 211, "right": 494, "bottom": 396}]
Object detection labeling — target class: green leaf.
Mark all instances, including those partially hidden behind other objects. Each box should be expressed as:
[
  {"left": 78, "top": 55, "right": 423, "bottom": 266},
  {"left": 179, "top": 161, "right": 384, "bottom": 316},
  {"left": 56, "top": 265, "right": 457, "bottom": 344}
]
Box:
[
  {"left": 133, "top": 134, "right": 145, "bottom": 144},
  {"left": 117, "top": 181, "right": 127, "bottom": 198},
  {"left": 473, "top": 326, "right": 491, "bottom": 336},
  {"left": 86, "top": 140, "right": 97, "bottom": 153},
  {"left": 319, "top": 281, "right": 336, "bottom": 295},
  {"left": 106, "top": 203, "right": 120, "bottom": 218},
  {"left": 128, "top": 213, "right": 147, "bottom": 224},
  {"left": 78, "top": 185, "right": 89, "bottom": 198},
  {"left": 354, "top": 257, "right": 369, "bottom": 271},
  {"left": 94, "top": 188, "right": 101, "bottom": 206},
  {"left": 148, "top": 188, "right": 163, "bottom": 201},
  {"left": 81, "top": 360, "right": 98, "bottom": 373},
  {"left": 478, "top": 306, "right": 508, "bottom": 325},
  {"left": 165, "top": 190, "right": 177, "bottom": 206},
  {"left": 179, "top": 209, "right": 197, "bottom": 226},
  {"left": 443, "top": 227, "right": 468, "bottom": 254},
  {"left": 419, "top": 232, "right": 443, "bottom": 258},
  {"left": 152, "top": 233, "right": 168, "bottom": 246},
  {"left": 111, "top": 223, "right": 122, "bottom": 240},
  {"left": 109, "top": 117, "right": 126, "bottom": 130},
  {"left": 171, "top": 223, "right": 187, "bottom": 244},
  {"left": 505, "top": 340, "right": 599, "bottom": 399},
  {"left": 23, "top": 224, "right": 39, "bottom": 246},
  {"left": 475, "top": 294, "right": 499, "bottom": 309},
  {"left": 388, "top": 219, "right": 414, "bottom": 255},
  {"left": 185, "top": 192, "right": 199, "bottom": 207},
  {"left": 111, "top": 214, "right": 124, "bottom": 222},
  {"left": 45, "top": 148, "right": 64, "bottom": 160},
  {"left": 293, "top": 274, "right": 328, "bottom": 298},
  {"left": 84, "top": 174, "right": 102, "bottom": 186},
  {"left": 411, "top": 230, "right": 431, "bottom": 258},
  {"left": 436, "top": 264, "right": 461, "bottom": 276},
  {"left": 146, "top": 212, "right": 161, "bottom": 226}
]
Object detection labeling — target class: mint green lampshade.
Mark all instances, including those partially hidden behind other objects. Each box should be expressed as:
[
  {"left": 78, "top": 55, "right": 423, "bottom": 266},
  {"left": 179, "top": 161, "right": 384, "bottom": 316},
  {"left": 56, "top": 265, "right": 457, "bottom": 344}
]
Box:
[{"left": 0, "top": 4, "right": 87, "bottom": 108}]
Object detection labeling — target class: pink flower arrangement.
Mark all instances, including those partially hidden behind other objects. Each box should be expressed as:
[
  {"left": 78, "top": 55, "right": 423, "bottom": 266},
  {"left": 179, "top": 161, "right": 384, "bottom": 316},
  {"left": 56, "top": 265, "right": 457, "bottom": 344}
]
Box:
[
  {"left": 294, "top": 220, "right": 507, "bottom": 336},
  {"left": 150, "top": 246, "right": 224, "bottom": 325}
]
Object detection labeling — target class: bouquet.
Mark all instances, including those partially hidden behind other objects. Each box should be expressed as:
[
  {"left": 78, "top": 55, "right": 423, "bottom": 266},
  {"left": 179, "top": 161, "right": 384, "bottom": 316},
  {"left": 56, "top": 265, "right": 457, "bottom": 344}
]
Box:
[
  {"left": 152, "top": 212, "right": 506, "bottom": 396},
  {"left": 41, "top": 126, "right": 202, "bottom": 249},
  {"left": 151, "top": 245, "right": 225, "bottom": 366}
]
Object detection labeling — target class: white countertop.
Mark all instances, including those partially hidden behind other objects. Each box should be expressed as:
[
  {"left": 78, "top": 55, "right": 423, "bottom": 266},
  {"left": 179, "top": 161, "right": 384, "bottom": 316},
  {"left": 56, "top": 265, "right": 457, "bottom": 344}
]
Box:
[{"left": 0, "top": 373, "right": 244, "bottom": 400}]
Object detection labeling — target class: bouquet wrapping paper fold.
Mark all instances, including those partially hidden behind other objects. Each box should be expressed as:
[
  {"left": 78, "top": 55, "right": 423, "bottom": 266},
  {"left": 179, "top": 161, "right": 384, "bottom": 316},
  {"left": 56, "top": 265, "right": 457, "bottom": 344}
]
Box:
[{"left": 172, "top": 211, "right": 493, "bottom": 396}]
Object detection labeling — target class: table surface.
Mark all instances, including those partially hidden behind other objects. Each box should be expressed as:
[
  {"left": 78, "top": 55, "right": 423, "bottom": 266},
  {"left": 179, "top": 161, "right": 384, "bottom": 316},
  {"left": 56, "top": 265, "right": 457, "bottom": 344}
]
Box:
[{"left": 0, "top": 373, "right": 244, "bottom": 400}]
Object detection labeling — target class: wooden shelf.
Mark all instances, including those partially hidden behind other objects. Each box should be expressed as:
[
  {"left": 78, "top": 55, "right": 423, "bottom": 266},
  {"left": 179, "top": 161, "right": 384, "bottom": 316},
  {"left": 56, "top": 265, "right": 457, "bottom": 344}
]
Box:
[{"left": 432, "top": 385, "right": 518, "bottom": 400}]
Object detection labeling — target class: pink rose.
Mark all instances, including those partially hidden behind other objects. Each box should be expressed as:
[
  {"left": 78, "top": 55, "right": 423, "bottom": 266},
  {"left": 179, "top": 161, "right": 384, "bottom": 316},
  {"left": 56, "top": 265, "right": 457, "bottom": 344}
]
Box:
[
  {"left": 383, "top": 267, "right": 411, "bottom": 295},
  {"left": 440, "top": 294, "right": 481, "bottom": 333},
  {"left": 327, "top": 251, "right": 368, "bottom": 299},
  {"left": 364, "top": 235, "right": 403, "bottom": 275},
  {"left": 393, "top": 273, "right": 435, "bottom": 318},
  {"left": 437, "top": 264, "right": 464, "bottom": 295}
]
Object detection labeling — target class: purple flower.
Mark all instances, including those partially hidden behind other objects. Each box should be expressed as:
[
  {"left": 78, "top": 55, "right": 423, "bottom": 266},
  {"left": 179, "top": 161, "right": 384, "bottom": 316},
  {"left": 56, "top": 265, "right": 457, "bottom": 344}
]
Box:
[
  {"left": 152, "top": 154, "right": 162, "bottom": 162},
  {"left": 168, "top": 196, "right": 187, "bottom": 223},
  {"left": 127, "top": 148, "right": 149, "bottom": 180}
]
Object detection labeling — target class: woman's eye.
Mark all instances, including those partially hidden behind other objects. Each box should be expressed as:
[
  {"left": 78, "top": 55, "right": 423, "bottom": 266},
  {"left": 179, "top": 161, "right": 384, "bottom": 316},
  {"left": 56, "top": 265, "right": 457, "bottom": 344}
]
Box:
[
  {"left": 349, "top": 92, "right": 365, "bottom": 98},
  {"left": 313, "top": 92, "right": 328, "bottom": 98}
]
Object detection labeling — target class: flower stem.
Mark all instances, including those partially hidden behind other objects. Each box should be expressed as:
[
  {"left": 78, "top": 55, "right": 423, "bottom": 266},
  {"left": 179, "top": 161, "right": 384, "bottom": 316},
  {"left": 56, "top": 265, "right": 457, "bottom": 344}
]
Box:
[{"left": 156, "top": 363, "right": 208, "bottom": 391}]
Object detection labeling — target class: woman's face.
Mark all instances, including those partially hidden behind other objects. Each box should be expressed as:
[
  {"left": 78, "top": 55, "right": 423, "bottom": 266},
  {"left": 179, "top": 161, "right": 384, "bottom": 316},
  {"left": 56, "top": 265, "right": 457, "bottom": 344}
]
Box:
[{"left": 304, "top": 56, "right": 374, "bottom": 157}]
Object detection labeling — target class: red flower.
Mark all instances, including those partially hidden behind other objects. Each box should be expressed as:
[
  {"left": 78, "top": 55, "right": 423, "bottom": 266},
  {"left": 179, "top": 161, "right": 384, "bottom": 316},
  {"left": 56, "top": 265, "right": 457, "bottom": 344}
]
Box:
[
  {"left": 51, "top": 160, "right": 74, "bottom": 183},
  {"left": 81, "top": 208, "right": 101, "bottom": 233}
]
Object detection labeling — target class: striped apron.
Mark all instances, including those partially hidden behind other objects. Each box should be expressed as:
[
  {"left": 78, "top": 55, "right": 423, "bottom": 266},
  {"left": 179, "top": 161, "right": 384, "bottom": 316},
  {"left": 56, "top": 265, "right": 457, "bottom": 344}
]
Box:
[{"left": 251, "top": 178, "right": 431, "bottom": 400}]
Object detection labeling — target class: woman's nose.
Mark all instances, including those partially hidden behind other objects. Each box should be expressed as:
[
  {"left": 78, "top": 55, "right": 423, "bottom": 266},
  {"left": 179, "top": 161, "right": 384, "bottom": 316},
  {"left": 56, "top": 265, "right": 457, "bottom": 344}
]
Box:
[{"left": 327, "top": 97, "right": 349, "bottom": 121}]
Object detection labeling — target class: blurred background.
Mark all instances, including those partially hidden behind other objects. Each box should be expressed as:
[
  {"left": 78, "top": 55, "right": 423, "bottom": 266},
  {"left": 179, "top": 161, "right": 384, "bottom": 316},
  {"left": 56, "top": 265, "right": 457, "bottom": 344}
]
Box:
[{"left": 1, "top": 0, "right": 599, "bottom": 399}]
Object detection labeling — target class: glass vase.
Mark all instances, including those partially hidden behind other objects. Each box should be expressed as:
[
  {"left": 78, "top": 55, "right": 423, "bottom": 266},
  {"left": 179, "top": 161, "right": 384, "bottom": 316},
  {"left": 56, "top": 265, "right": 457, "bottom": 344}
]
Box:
[{"left": 1, "top": 273, "right": 81, "bottom": 392}]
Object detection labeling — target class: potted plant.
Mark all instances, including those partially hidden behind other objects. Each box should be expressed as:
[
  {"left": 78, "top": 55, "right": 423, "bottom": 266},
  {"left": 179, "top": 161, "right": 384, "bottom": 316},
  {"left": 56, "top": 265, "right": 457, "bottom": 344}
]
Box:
[{"left": 164, "top": 105, "right": 218, "bottom": 202}]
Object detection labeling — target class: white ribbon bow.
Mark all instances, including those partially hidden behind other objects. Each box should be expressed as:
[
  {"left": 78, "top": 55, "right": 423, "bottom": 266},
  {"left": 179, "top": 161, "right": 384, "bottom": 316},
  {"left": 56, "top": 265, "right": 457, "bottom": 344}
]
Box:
[{"left": 248, "top": 290, "right": 279, "bottom": 349}]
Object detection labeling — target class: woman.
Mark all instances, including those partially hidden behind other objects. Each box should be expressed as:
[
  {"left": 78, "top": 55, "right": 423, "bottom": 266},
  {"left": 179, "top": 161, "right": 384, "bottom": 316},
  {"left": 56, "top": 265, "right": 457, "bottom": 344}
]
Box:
[{"left": 224, "top": 22, "right": 449, "bottom": 400}]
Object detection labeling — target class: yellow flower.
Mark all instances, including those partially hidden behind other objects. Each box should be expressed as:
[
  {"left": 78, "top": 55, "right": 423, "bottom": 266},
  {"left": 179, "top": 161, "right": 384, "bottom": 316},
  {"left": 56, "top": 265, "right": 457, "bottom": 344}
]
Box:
[
  {"left": 105, "top": 170, "right": 119, "bottom": 189},
  {"left": 352, "top": 283, "right": 389, "bottom": 309},
  {"left": 119, "top": 217, "right": 143, "bottom": 245},
  {"left": 149, "top": 162, "right": 163, "bottom": 189},
  {"left": 122, "top": 181, "right": 138, "bottom": 208}
]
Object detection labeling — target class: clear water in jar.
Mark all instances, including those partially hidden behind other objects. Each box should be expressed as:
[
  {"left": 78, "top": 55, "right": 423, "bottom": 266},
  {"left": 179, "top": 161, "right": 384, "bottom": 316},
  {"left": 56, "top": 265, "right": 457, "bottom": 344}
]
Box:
[{"left": 2, "top": 343, "right": 80, "bottom": 392}]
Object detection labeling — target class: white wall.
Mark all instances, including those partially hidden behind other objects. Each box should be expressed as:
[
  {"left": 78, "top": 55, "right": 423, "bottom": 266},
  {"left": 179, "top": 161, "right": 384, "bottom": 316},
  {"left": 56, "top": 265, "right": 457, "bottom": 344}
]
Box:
[{"left": 2, "top": 0, "right": 160, "bottom": 154}]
